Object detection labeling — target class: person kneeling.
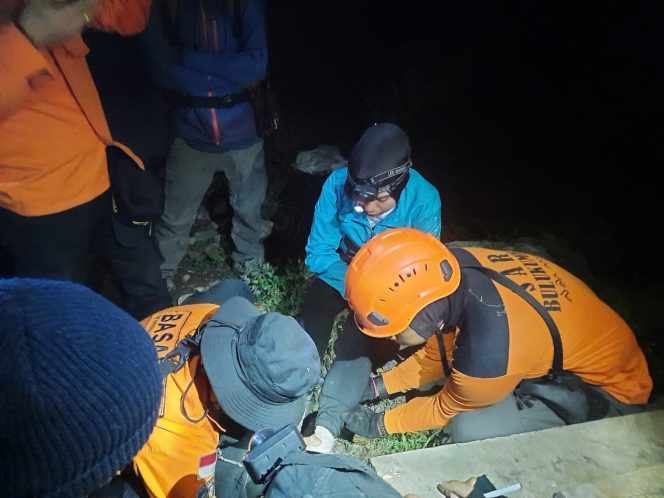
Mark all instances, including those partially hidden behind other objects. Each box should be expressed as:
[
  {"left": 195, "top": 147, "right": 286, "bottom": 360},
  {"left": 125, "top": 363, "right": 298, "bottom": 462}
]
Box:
[
  {"left": 339, "top": 228, "right": 652, "bottom": 443},
  {"left": 132, "top": 281, "right": 320, "bottom": 498}
]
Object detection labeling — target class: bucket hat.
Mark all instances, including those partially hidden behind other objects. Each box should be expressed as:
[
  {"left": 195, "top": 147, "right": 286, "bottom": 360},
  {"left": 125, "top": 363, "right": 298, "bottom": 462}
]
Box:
[{"left": 201, "top": 296, "right": 320, "bottom": 431}]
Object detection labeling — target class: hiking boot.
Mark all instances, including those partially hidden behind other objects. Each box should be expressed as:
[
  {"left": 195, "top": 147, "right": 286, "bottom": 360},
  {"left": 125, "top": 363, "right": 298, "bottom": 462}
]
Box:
[{"left": 233, "top": 258, "right": 263, "bottom": 283}]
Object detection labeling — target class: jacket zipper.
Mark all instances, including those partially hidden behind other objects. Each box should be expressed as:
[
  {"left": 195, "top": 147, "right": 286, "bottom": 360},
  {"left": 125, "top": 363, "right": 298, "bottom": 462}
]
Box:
[{"left": 200, "top": 4, "right": 221, "bottom": 145}]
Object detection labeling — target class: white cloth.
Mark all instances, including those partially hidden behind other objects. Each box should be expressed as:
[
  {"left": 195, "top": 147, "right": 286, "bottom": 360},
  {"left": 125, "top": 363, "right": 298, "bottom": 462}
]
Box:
[
  {"left": 306, "top": 426, "right": 336, "bottom": 454},
  {"left": 367, "top": 206, "right": 395, "bottom": 228}
]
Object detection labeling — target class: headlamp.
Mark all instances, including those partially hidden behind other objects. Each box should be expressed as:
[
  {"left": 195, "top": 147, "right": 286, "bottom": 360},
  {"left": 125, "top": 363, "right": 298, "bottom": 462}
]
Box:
[{"left": 346, "top": 159, "right": 411, "bottom": 212}]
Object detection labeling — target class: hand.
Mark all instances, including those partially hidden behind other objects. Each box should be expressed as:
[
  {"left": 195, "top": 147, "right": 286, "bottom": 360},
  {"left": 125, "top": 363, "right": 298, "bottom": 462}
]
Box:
[
  {"left": 17, "top": 0, "right": 101, "bottom": 48},
  {"left": 303, "top": 426, "right": 335, "bottom": 454},
  {"left": 360, "top": 374, "right": 388, "bottom": 403},
  {"left": 345, "top": 404, "right": 387, "bottom": 439},
  {"left": 437, "top": 477, "right": 477, "bottom": 498}
]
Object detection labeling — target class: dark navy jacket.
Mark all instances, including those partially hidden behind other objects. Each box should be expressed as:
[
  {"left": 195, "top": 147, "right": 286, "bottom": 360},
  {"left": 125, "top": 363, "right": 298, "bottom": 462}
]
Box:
[{"left": 142, "top": 0, "right": 267, "bottom": 151}]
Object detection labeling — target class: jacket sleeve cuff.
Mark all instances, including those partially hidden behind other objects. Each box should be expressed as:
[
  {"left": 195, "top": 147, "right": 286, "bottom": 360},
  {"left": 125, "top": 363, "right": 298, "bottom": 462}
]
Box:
[
  {"left": 383, "top": 399, "right": 449, "bottom": 434},
  {"left": 382, "top": 370, "right": 402, "bottom": 395}
]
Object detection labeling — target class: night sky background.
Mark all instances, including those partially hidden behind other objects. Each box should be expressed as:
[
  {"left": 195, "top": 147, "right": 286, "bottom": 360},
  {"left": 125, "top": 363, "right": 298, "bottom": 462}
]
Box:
[{"left": 86, "top": 1, "right": 663, "bottom": 391}]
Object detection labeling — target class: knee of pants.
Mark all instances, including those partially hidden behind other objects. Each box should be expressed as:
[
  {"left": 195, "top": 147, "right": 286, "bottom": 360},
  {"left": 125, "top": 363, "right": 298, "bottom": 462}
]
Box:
[
  {"left": 333, "top": 335, "right": 372, "bottom": 361},
  {"left": 155, "top": 216, "right": 198, "bottom": 237},
  {"left": 447, "top": 412, "right": 480, "bottom": 443},
  {"left": 183, "top": 279, "right": 255, "bottom": 306},
  {"left": 333, "top": 319, "right": 371, "bottom": 360}
]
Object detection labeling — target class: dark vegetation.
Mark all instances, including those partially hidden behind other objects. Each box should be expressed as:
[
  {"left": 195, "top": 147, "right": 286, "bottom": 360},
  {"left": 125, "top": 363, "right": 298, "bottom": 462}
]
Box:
[{"left": 80, "top": 0, "right": 662, "bottom": 455}]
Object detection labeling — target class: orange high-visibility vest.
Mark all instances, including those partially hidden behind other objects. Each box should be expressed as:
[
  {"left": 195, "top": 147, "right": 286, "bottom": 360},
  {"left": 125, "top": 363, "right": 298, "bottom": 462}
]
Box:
[
  {"left": 0, "top": 1, "right": 149, "bottom": 216},
  {"left": 134, "top": 304, "right": 223, "bottom": 498},
  {"left": 383, "top": 247, "right": 652, "bottom": 434}
]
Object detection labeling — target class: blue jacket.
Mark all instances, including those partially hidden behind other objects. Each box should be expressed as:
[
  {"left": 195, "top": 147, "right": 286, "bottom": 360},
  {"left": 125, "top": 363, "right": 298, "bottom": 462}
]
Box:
[
  {"left": 142, "top": 0, "right": 267, "bottom": 151},
  {"left": 305, "top": 167, "right": 442, "bottom": 297}
]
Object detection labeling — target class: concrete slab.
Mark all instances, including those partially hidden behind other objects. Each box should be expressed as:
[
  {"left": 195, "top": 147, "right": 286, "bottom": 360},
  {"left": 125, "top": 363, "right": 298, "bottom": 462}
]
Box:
[
  {"left": 370, "top": 411, "right": 664, "bottom": 498},
  {"left": 559, "top": 463, "right": 664, "bottom": 497}
]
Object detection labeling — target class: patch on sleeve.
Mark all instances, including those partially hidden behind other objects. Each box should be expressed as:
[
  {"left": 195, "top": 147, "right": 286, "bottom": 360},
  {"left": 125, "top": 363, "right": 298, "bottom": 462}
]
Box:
[
  {"left": 198, "top": 451, "right": 217, "bottom": 480},
  {"left": 196, "top": 477, "right": 215, "bottom": 498}
]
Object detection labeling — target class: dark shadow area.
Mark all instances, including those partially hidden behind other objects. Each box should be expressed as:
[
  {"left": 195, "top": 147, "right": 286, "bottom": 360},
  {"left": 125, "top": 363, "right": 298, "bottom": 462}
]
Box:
[{"left": 75, "top": 0, "right": 662, "bottom": 397}]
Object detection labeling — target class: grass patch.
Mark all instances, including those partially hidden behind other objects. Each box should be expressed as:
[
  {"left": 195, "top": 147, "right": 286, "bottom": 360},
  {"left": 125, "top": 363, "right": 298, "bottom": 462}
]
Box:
[
  {"left": 245, "top": 259, "right": 312, "bottom": 316},
  {"left": 336, "top": 428, "right": 449, "bottom": 462}
]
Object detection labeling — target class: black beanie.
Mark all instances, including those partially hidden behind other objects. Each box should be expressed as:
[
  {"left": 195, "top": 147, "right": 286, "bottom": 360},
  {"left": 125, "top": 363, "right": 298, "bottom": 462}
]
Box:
[
  {"left": 348, "top": 123, "right": 412, "bottom": 185},
  {"left": 0, "top": 279, "right": 163, "bottom": 498}
]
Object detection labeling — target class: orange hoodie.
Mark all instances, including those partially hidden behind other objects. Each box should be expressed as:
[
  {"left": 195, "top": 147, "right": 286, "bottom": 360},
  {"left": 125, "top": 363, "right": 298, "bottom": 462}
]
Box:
[
  {"left": 0, "top": 0, "right": 150, "bottom": 216},
  {"left": 382, "top": 247, "right": 652, "bottom": 434}
]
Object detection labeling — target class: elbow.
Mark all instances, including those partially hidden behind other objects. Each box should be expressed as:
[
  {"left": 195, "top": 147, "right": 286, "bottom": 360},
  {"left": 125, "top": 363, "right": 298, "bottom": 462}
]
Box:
[{"left": 304, "top": 254, "right": 319, "bottom": 274}]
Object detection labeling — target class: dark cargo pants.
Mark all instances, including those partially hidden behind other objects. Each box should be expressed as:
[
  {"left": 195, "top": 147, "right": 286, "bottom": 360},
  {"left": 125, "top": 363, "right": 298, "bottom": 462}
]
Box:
[
  {"left": 316, "top": 314, "right": 399, "bottom": 437},
  {"left": 0, "top": 190, "right": 171, "bottom": 320},
  {"left": 449, "top": 381, "right": 646, "bottom": 443},
  {"left": 155, "top": 138, "right": 273, "bottom": 280}
]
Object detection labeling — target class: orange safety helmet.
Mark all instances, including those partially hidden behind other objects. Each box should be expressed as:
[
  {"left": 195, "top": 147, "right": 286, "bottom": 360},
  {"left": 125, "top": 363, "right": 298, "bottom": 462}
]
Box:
[{"left": 346, "top": 227, "right": 461, "bottom": 338}]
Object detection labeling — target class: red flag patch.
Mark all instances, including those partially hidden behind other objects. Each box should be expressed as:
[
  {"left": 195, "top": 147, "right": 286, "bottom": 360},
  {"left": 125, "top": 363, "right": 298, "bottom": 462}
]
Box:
[{"left": 198, "top": 451, "right": 216, "bottom": 479}]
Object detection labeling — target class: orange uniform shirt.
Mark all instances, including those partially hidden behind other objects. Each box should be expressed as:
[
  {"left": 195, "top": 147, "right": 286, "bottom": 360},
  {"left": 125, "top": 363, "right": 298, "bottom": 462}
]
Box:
[
  {"left": 135, "top": 304, "right": 223, "bottom": 498},
  {"left": 0, "top": 0, "right": 149, "bottom": 216},
  {"left": 383, "top": 247, "right": 652, "bottom": 434}
]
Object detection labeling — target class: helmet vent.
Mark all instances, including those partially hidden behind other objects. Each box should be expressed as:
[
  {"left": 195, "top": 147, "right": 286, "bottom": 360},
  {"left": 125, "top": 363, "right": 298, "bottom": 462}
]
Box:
[
  {"left": 399, "top": 274, "right": 405, "bottom": 282},
  {"left": 440, "top": 259, "right": 454, "bottom": 282},
  {"left": 368, "top": 312, "right": 389, "bottom": 326},
  {"left": 394, "top": 282, "right": 400, "bottom": 287}
]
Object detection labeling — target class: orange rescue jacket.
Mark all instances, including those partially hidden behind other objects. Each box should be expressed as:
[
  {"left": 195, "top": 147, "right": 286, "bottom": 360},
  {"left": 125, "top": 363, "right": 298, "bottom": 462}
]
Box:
[
  {"left": 382, "top": 247, "right": 652, "bottom": 434},
  {"left": 134, "top": 304, "right": 223, "bottom": 498},
  {"left": 0, "top": 0, "right": 149, "bottom": 216}
]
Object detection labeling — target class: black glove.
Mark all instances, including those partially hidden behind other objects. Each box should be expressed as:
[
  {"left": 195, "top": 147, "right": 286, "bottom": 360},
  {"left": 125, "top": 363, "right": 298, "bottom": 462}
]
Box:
[
  {"left": 360, "top": 375, "right": 388, "bottom": 403},
  {"left": 345, "top": 405, "right": 388, "bottom": 439},
  {"left": 468, "top": 475, "right": 504, "bottom": 498}
]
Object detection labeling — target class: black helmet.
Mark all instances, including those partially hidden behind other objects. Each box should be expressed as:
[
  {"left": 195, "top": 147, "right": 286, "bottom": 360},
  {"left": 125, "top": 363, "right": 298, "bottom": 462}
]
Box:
[{"left": 345, "top": 123, "right": 412, "bottom": 207}]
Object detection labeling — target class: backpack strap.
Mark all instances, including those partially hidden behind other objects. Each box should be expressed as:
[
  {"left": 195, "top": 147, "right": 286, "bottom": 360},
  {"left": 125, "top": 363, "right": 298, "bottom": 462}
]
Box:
[
  {"left": 463, "top": 264, "right": 564, "bottom": 380},
  {"left": 273, "top": 453, "right": 391, "bottom": 496},
  {"left": 279, "top": 452, "right": 368, "bottom": 471},
  {"left": 158, "top": 319, "right": 242, "bottom": 378},
  {"left": 435, "top": 334, "right": 452, "bottom": 378}
]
